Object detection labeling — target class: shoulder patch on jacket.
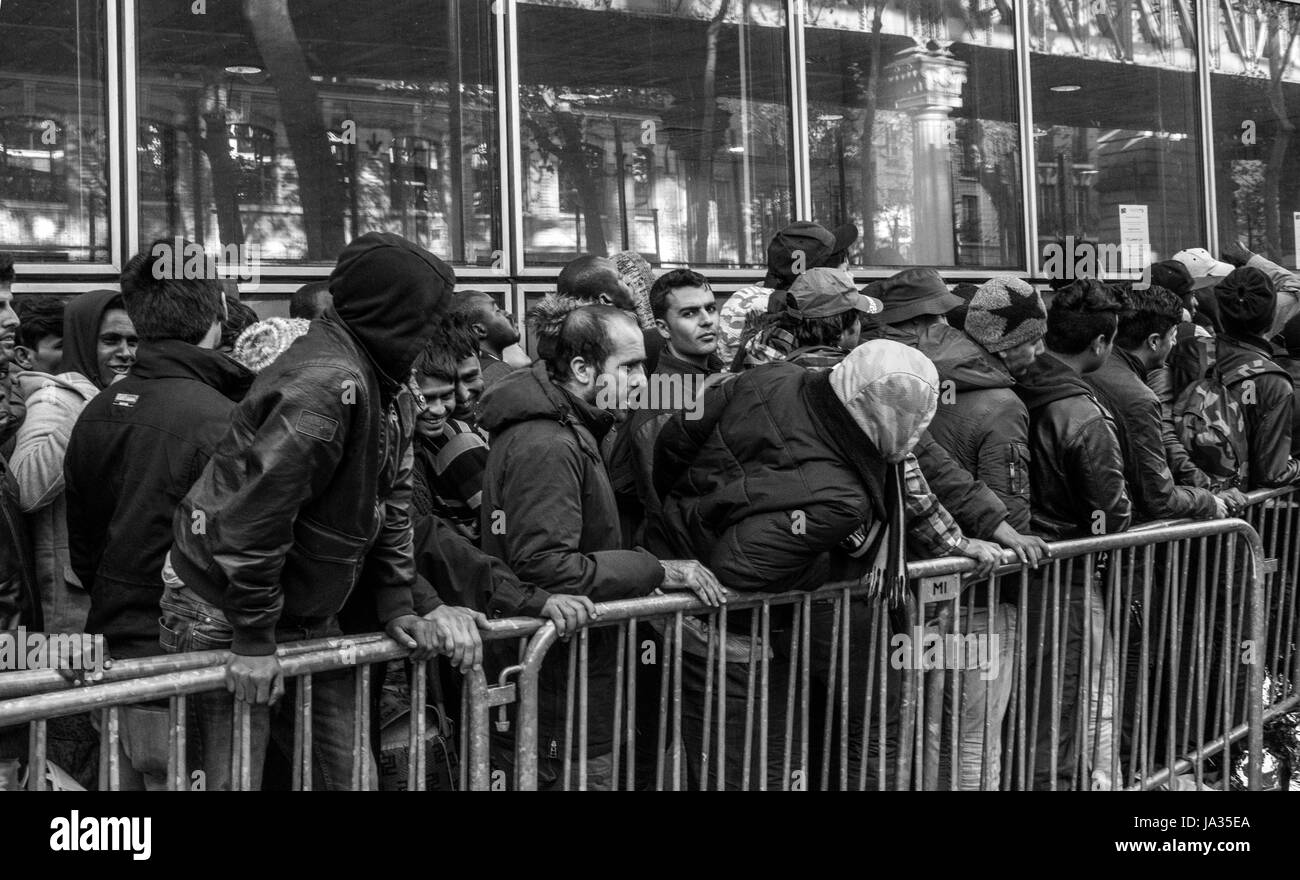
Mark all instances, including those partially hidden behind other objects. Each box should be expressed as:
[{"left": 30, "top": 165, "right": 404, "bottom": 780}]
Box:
[
  {"left": 112, "top": 393, "right": 139, "bottom": 408},
  {"left": 296, "top": 410, "right": 339, "bottom": 442}
]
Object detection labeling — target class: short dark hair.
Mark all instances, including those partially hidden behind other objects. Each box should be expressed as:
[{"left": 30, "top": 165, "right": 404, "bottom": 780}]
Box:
[
  {"left": 414, "top": 313, "right": 480, "bottom": 384},
  {"left": 1045, "top": 279, "right": 1125, "bottom": 355},
  {"left": 547, "top": 305, "right": 635, "bottom": 383},
  {"left": 448, "top": 289, "right": 494, "bottom": 324},
  {"left": 1115, "top": 284, "right": 1182, "bottom": 350},
  {"left": 290, "top": 280, "right": 332, "bottom": 320},
  {"left": 221, "top": 300, "right": 260, "bottom": 350},
  {"left": 649, "top": 269, "right": 710, "bottom": 322},
  {"left": 120, "top": 241, "right": 223, "bottom": 344},
  {"left": 557, "top": 255, "right": 622, "bottom": 302},
  {"left": 15, "top": 296, "right": 67, "bottom": 349},
  {"left": 0, "top": 253, "right": 13, "bottom": 283},
  {"left": 775, "top": 309, "right": 858, "bottom": 349}
]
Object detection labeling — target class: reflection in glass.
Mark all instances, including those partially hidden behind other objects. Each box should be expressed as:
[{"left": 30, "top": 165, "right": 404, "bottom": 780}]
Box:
[
  {"left": 1029, "top": 0, "right": 1203, "bottom": 271},
  {"left": 805, "top": 0, "right": 1022, "bottom": 269},
  {"left": 135, "top": 0, "right": 499, "bottom": 265},
  {"left": 517, "top": 0, "right": 792, "bottom": 267},
  {"left": 1210, "top": 0, "right": 1300, "bottom": 266},
  {"left": 0, "top": 1, "right": 110, "bottom": 262}
]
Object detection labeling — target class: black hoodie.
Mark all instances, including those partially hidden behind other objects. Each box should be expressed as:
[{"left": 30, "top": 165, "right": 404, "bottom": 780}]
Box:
[
  {"left": 171, "top": 233, "right": 454, "bottom": 655},
  {"left": 1014, "top": 353, "right": 1132, "bottom": 540},
  {"left": 61, "top": 289, "right": 124, "bottom": 390}
]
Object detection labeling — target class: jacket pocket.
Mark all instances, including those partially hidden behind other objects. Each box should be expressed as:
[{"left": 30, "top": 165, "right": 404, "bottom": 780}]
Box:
[{"left": 280, "top": 516, "right": 367, "bottom": 619}]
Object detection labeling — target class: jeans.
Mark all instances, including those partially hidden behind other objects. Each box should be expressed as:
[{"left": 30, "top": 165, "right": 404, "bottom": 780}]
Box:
[
  {"left": 932, "top": 602, "right": 1018, "bottom": 791},
  {"left": 489, "top": 739, "right": 615, "bottom": 791},
  {"left": 91, "top": 703, "right": 173, "bottom": 791},
  {"left": 158, "top": 558, "right": 376, "bottom": 790},
  {"left": 1026, "top": 571, "right": 1115, "bottom": 791}
]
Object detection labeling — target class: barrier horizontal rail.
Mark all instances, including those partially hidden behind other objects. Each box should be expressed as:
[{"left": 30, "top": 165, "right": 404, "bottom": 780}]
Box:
[
  {"left": 502, "top": 516, "right": 1268, "bottom": 791},
  {"left": 3, "top": 493, "right": 1295, "bottom": 791}
]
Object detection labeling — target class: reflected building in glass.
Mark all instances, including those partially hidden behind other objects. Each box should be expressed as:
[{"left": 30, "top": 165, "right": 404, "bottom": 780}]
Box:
[{"left": 4, "top": 0, "right": 1300, "bottom": 324}]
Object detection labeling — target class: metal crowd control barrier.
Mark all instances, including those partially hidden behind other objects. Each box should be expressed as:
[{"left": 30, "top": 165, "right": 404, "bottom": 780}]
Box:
[
  {"left": 496, "top": 517, "right": 1270, "bottom": 791},
  {"left": 1, "top": 494, "right": 1294, "bottom": 791},
  {"left": 0, "top": 620, "right": 540, "bottom": 791}
]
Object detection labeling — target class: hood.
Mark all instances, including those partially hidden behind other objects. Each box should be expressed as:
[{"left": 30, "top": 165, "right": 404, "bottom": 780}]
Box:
[
  {"left": 13, "top": 369, "right": 98, "bottom": 402},
  {"left": 478, "top": 361, "right": 615, "bottom": 443},
  {"left": 61, "top": 289, "right": 123, "bottom": 390},
  {"left": 128, "top": 338, "right": 255, "bottom": 401},
  {"left": 829, "top": 339, "right": 939, "bottom": 463},
  {"left": 1014, "top": 352, "right": 1093, "bottom": 412},
  {"left": 328, "top": 232, "right": 455, "bottom": 384},
  {"left": 913, "top": 322, "right": 1013, "bottom": 391}
]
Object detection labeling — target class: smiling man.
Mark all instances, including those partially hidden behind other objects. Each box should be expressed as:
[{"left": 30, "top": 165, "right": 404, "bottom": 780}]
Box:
[{"left": 410, "top": 316, "right": 491, "bottom": 543}]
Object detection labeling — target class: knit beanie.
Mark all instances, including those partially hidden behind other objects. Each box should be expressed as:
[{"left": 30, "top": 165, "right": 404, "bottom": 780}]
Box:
[
  {"left": 964, "top": 276, "right": 1048, "bottom": 353},
  {"left": 1215, "top": 266, "right": 1276, "bottom": 337},
  {"left": 231, "top": 317, "right": 311, "bottom": 373}
]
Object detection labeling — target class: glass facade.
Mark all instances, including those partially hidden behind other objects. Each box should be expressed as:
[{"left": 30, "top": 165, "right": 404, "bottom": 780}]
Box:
[{"left": 3, "top": 0, "right": 1300, "bottom": 282}]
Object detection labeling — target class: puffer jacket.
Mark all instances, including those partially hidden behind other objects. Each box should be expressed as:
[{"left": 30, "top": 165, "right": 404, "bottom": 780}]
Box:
[
  {"left": 1086, "top": 347, "right": 1219, "bottom": 522},
  {"left": 171, "top": 233, "right": 454, "bottom": 655},
  {"left": 648, "top": 361, "right": 899, "bottom": 593},
  {"left": 478, "top": 361, "right": 665, "bottom": 757},
  {"left": 1015, "top": 353, "right": 1132, "bottom": 540},
  {"left": 10, "top": 371, "right": 98, "bottom": 633},
  {"left": 918, "top": 323, "right": 1032, "bottom": 532}
]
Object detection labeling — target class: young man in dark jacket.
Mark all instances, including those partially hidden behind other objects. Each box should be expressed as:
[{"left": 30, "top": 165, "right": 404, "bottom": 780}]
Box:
[
  {"left": 478, "top": 304, "right": 723, "bottom": 790},
  {"left": 1086, "top": 285, "right": 1234, "bottom": 522},
  {"left": 1210, "top": 266, "right": 1300, "bottom": 488},
  {"left": 166, "top": 233, "right": 479, "bottom": 790},
  {"left": 62, "top": 243, "right": 252, "bottom": 789},
  {"left": 1015, "top": 279, "right": 1132, "bottom": 790}
]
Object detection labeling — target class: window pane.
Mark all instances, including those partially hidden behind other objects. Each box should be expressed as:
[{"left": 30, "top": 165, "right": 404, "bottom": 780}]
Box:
[
  {"left": 517, "top": 0, "right": 792, "bottom": 267},
  {"left": 0, "top": 1, "right": 110, "bottom": 263},
  {"left": 806, "top": 1, "right": 1022, "bottom": 269},
  {"left": 136, "top": 0, "right": 500, "bottom": 265},
  {"left": 1029, "top": 0, "right": 1203, "bottom": 273},
  {"left": 1210, "top": 0, "right": 1300, "bottom": 266}
]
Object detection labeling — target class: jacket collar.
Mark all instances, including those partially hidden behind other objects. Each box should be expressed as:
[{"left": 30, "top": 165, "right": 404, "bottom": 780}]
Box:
[
  {"left": 656, "top": 344, "right": 723, "bottom": 376},
  {"left": 1113, "top": 345, "right": 1149, "bottom": 382},
  {"left": 127, "top": 339, "right": 254, "bottom": 400}
]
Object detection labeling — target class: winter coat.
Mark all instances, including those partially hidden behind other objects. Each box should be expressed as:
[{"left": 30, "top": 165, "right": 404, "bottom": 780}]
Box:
[
  {"left": 918, "top": 323, "right": 1032, "bottom": 532},
  {"left": 478, "top": 361, "right": 665, "bottom": 756},
  {"left": 1213, "top": 334, "right": 1300, "bottom": 488},
  {"left": 65, "top": 341, "right": 254, "bottom": 659}
]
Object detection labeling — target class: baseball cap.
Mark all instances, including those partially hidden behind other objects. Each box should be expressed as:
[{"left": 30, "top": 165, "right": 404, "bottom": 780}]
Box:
[
  {"left": 783, "top": 267, "right": 883, "bottom": 319},
  {"left": 765, "top": 221, "right": 859, "bottom": 288},
  {"left": 1172, "top": 248, "right": 1234, "bottom": 291}
]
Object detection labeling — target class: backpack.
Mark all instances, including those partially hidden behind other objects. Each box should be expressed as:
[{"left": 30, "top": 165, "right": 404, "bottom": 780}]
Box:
[{"left": 1173, "top": 358, "right": 1286, "bottom": 488}]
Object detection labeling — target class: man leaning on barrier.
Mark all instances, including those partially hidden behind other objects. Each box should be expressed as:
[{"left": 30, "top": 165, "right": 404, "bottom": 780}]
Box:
[
  {"left": 166, "top": 233, "right": 484, "bottom": 791},
  {"left": 477, "top": 303, "right": 725, "bottom": 791},
  {"left": 647, "top": 340, "right": 998, "bottom": 790}
]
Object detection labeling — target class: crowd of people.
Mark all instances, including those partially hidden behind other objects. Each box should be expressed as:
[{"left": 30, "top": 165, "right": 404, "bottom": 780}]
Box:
[{"left": 0, "top": 220, "right": 1297, "bottom": 791}]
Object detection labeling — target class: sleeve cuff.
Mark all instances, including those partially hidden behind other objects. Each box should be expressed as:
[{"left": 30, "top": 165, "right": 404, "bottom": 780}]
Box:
[{"left": 232, "top": 626, "right": 278, "bottom": 657}]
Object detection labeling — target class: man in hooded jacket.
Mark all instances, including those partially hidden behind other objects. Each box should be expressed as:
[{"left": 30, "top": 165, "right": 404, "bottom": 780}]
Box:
[
  {"left": 648, "top": 340, "right": 973, "bottom": 790},
  {"left": 11, "top": 290, "right": 135, "bottom": 634},
  {"left": 167, "top": 233, "right": 481, "bottom": 790}
]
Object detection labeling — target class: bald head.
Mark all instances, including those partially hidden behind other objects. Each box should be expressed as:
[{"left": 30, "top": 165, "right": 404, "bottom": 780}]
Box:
[{"left": 557, "top": 255, "right": 637, "bottom": 312}]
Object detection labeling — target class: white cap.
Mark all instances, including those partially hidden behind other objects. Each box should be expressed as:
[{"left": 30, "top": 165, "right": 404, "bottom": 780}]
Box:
[{"left": 1172, "top": 247, "right": 1234, "bottom": 290}]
